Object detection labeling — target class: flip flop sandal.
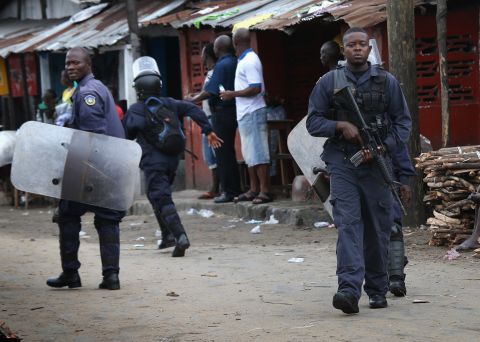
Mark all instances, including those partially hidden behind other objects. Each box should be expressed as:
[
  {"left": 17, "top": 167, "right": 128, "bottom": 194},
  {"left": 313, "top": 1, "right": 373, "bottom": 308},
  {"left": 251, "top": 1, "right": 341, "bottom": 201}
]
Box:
[
  {"left": 234, "top": 191, "right": 259, "bottom": 203},
  {"left": 252, "top": 194, "right": 273, "bottom": 205}
]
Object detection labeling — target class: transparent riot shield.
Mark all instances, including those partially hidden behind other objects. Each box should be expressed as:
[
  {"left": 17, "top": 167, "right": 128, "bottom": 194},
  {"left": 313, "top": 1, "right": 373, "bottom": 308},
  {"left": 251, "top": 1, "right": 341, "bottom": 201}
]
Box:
[
  {"left": 287, "top": 116, "right": 332, "bottom": 218},
  {"left": 0, "top": 131, "right": 16, "bottom": 167},
  {"left": 11, "top": 121, "right": 142, "bottom": 211}
]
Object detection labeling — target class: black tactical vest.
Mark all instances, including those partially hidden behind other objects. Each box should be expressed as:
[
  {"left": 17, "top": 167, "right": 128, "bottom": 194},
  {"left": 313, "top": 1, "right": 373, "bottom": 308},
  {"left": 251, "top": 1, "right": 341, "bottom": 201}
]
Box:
[{"left": 330, "top": 66, "right": 388, "bottom": 134}]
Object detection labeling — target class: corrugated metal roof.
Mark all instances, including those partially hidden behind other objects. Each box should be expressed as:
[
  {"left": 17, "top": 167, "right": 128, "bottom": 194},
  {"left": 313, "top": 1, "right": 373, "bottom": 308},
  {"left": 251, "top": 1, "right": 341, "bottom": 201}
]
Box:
[
  {"left": 0, "top": 0, "right": 437, "bottom": 57},
  {"left": 302, "top": 0, "right": 435, "bottom": 28},
  {"left": 146, "top": 0, "right": 347, "bottom": 30},
  {"left": 172, "top": 0, "right": 274, "bottom": 28},
  {"left": 144, "top": 0, "right": 254, "bottom": 28},
  {"left": 247, "top": 0, "right": 327, "bottom": 30},
  {"left": 0, "top": 0, "right": 187, "bottom": 57},
  {"left": 0, "top": 19, "right": 63, "bottom": 57},
  {"left": 222, "top": 0, "right": 319, "bottom": 29},
  {"left": 149, "top": 0, "right": 433, "bottom": 31}
]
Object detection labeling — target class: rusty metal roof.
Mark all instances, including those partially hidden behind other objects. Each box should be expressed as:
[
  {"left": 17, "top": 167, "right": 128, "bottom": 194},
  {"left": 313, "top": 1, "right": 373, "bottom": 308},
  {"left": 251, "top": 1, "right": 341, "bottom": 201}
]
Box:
[
  {"left": 301, "top": 0, "right": 434, "bottom": 28},
  {"left": 0, "top": 0, "right": 437, "bottom": 57},
  {"left": 145, "top": 0, "right": 267, "bottom": 28},
  {"left": 146, "top": 0, "right": 323, "bottom": 29},
  {"left": 149, "top": 0, "right": 434, "bottom": 31},
  {"left": 145, "top": 0, "right": 348, "bottom": 30},
  {"left": 0, "top": 0, "right": 187, "bottom": 57},
  {"left": 0, "top": 19, "right": 63, "bottom": 57}
]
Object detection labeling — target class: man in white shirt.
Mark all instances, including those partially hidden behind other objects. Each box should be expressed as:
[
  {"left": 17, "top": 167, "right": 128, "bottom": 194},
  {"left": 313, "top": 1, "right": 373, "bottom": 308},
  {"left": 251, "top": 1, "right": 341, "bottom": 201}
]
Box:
[{"left": 220, "top": 28, "right": 271, "bottom": 204}]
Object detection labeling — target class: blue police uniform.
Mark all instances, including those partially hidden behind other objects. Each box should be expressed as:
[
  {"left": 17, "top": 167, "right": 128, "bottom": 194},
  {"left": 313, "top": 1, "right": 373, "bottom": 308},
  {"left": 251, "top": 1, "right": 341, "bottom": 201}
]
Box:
[
  {"left": 57, "top": 73, "right": 125, "bottom": 277},
  {"left": 123, "top": 97, "right": 213, "bottom": 251},
  {"left": 204, "top": 54, "right": 241, "bottom": 199},
  {"left": 306, "top": 64, "right": 411, "bottom": 301}
]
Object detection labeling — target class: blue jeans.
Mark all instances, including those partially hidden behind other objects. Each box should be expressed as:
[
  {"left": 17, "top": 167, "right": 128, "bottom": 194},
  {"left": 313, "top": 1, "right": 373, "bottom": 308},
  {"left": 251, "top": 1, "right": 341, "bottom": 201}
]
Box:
[
  {"left": 237, "top": 107, "right": 270, "bottom": 167},
  {"left": 202, "top": 117, "right": 217, "bottom": 169}
]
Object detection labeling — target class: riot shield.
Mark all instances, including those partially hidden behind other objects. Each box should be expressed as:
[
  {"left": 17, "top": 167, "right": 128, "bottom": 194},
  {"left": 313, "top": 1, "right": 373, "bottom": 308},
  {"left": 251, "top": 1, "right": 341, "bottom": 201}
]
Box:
[
  {"left": 287, "top": 116, "right": 332, "bottom": 218},
  {"left": 11, "top": 121, "right": 142, "bottom": 211},
  {"left": 0, "top": 131, "right": 16, "bottom": 168}
]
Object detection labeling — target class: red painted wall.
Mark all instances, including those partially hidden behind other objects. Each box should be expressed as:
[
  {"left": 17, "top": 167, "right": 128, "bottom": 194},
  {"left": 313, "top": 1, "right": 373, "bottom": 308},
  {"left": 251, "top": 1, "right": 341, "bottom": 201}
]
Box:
[{"left": 414, "top": 5, "right": 479, "bottom": 149}]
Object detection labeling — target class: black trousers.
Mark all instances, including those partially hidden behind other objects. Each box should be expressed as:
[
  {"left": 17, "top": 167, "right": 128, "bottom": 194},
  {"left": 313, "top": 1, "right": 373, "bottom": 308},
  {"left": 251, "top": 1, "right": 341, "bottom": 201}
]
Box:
[
  {"left": 211, "top": 108, "right": 241, "bottom": 197},
  {"left": 57, "top": 200, "right": 125, "bottom": 276}
]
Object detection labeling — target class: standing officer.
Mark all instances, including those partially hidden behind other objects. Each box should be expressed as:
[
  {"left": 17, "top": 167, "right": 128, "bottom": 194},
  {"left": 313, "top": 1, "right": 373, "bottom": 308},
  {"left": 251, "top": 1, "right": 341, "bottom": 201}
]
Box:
[
  {"left": 123, "top": 57, "right": 222, "bottom": 257},
  {"left": 306, "top": 27, "right": 411, "bottom": 314},
  {"left": 46, "top": 47, "right": 126, "bottom": 290},
  {"left": 317, "top": 38, "right": 415, "bottom": 298}
]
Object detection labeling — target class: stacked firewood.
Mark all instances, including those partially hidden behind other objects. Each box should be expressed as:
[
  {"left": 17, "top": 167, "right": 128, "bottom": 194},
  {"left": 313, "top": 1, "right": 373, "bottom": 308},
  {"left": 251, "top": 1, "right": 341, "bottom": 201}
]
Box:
[{"left": 416, "top": 145, "right": 480, "bottom": 246}]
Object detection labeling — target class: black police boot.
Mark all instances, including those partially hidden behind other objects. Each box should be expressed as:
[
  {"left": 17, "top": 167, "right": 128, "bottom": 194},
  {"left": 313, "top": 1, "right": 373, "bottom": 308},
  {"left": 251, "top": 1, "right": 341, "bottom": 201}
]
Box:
[
  {"left": 172, "top": 234, "right": 190, "bottom": 257},
  {"left": 369, "top": 294, "right": 388, "bottom": 309},
  {"left": 389, "top": 236, "right": 407, "bottom": 297},
  {"left": 332, "top": 291, "right": 359, "bottom": 314},
  {"left": 46, "top": 271, "right": 81, "bottom": 288},
  {"left": 99, "top": 273, "right": 120, "bottom": 290},
  {"left": 389, "top": 275, "right": 407, "bottom": 297},
  {"left": 154, "top": 211, "right": 175, "bottom": 250},
  {"left": 158, "top": 233, "right": 176, "bottom": 249}
]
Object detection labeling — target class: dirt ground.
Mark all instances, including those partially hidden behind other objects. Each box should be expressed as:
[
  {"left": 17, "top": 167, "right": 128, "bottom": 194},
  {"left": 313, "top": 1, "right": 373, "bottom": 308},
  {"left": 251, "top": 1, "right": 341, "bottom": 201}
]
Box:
[{"left": 1, "top": 203, "right": 480, "bottom": 342}]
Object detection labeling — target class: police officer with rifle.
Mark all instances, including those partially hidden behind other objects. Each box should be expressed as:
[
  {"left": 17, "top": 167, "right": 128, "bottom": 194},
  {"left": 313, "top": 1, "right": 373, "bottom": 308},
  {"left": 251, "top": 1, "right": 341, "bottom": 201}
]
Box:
[{"left": 306, "top": 27, "right": 411, "bottom": 314}]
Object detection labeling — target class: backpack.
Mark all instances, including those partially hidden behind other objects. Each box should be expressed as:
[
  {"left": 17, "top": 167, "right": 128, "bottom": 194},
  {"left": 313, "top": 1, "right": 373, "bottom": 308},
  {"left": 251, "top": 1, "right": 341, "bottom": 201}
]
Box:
[{"left": 142, "top": 97, "right": 186, "bottom": 155}]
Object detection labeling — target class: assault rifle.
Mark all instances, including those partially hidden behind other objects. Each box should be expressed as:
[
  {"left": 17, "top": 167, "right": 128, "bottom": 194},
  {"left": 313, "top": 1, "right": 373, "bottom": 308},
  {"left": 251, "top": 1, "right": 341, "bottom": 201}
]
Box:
[{"left": 336, "top": 86, "right": 407, "bottom": 215}]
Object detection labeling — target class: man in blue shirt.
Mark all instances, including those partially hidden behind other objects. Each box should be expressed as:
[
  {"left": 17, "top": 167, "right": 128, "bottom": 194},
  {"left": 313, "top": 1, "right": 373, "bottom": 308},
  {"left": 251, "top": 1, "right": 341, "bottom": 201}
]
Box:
[
  {"left": 189, "top": 35, "right": 241, "bottom": 203},
  {"left": 46, "top": 47, "right": 125, "bottom": 290},
  {"left": 307, "top": 28, "right": 411, "bottom": 314}
]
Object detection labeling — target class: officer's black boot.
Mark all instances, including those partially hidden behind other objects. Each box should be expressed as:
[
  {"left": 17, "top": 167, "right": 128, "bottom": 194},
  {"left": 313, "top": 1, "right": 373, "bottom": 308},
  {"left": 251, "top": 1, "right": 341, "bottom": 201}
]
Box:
[
  {"left": 158, "top": 234, "right": 176, "bottom": 249},
  {"left": 99, "top": 272, "right": 120, "bottom": 290},
  {"left": 389, "top": 223, "right": 407, "bottom": 297},
  {"left": 48, "top": 219, "right": 82, "bottom": 288},
  {"left": 172, "top": 233, "right": 190, "bottom": 257},
  {"left": 155, "top": 203, "right": 190, "bottom": 257},
  {"left": 46, "top": 271, "right": 82, "bottom": 288},
  {"left": 154, "top": 211, "right": 175, "bottom": 250},
  {"left": 95, "top": 217, "right": 121, "bottom": 290}
]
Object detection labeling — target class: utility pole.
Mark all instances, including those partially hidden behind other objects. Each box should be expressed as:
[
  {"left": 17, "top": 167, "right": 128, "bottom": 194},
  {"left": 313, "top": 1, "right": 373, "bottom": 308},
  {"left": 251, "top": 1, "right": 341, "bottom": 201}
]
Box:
[
  {"left": 387, "top": 0, "right": 425, "bottom": 226},
  {"left": 436, "top": 0, "right": 450, "bottom": 147},
  {"left": 126, "top": 0, "right": 141, "bottom": 60}
]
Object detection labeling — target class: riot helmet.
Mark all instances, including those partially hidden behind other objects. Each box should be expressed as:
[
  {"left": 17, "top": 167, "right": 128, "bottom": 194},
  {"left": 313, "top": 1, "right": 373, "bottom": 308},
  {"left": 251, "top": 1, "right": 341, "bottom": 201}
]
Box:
[{"left": 132, "top": 56, "right": 162, "bottom": 100}]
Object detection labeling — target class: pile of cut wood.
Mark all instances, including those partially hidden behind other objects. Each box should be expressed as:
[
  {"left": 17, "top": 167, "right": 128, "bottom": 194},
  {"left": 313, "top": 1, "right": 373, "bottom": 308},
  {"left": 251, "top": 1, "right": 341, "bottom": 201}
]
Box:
[{"left": 416, "top": 145, "right": 480, "bottom": 247}]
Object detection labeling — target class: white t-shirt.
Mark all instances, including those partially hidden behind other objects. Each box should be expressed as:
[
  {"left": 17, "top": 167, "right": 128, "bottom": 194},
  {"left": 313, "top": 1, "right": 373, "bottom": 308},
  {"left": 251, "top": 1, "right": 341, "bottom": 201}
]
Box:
[
  {"left": 202, "top": 69, "right": 213, "bottom": 117},
  {"left": 234, "top": 49, "right": 266, "bottom": 120}
]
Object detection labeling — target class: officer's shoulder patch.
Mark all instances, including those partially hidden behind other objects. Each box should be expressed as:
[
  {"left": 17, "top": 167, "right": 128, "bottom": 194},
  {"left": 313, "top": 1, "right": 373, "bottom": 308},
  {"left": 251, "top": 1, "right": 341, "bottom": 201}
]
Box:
[{"left": 84, "top": 94, "right": 96, "bottom": 106}]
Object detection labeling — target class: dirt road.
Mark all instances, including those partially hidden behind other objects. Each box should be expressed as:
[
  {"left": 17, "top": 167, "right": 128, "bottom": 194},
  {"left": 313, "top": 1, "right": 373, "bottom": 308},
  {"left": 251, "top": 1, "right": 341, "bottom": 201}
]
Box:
[{"left": 1, "top": 204, "right": 479, "bottom": 342}]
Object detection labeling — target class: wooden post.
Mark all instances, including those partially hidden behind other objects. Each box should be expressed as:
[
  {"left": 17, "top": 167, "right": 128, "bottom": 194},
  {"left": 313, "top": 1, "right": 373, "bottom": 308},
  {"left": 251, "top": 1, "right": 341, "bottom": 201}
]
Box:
[
  {"left": 387, "top": 0, "right": 425, "bottom": 226},
  {"left": 125, "top": 0, "right": 141, "bottom": 60},
  {"left": 16, "top": 0, "right": 21, "bottom": 19},
  {"left": 436, "top": 0, "right": 450, "bottom": 148},
  {"left": 5, "top": 58, "right": 16, "bottom": 129},
  {"left": 19, "top": 54, "right": 32, "bottom": 122},
  {"left": 40, "top": 0, "right": 47, "bottom": 19}
]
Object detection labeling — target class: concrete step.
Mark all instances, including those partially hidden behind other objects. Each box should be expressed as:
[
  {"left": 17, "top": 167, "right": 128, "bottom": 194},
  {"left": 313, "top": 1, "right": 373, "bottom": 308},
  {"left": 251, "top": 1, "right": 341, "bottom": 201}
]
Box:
[{"left": 128, "top": 190, "right": 331, "bottom": 227}]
